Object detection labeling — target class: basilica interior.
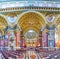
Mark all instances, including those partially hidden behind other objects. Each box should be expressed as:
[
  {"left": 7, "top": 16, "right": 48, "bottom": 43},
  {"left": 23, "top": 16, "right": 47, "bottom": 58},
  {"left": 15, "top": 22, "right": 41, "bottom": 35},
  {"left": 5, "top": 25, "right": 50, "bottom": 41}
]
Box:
[{"left": 0, "top": 0, "right": 60, "bottom": 59}]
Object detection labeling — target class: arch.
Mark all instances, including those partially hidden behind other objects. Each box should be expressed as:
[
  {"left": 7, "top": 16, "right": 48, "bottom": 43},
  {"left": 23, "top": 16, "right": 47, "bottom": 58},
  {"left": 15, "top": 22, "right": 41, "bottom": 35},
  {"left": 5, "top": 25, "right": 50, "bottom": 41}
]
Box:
[
  {"left": 0, "top": 14, "right": 8, "bottom": 22},
  {"left": 18, "top": 11, "right": 46, "bottom": 33},
  {"left": 0, "top": 14, "right": 8, "bottom": 35},
  {"left": 18, "top": 11, "right": 47, "bottom": 23},
  {"left": 55, "top": 14, "right": 60, "bottom": 27},
  {"left": 23, "top": 26, "right": 40, "bottom": 34}
]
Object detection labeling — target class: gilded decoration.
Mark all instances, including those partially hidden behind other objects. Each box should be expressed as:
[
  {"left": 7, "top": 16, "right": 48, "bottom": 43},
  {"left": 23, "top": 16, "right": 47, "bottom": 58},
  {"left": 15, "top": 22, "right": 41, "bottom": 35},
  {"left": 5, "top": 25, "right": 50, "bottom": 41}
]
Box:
[{"left": 18, "top": 12, "right": 46, "bottom": 33}]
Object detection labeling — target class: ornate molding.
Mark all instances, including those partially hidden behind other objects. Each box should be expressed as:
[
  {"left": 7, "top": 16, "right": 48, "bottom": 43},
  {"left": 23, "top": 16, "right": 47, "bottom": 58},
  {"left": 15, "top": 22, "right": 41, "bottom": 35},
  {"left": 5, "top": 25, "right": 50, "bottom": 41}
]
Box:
[{"left": 0, "top": 7, "right": 60, "bottom": 13}]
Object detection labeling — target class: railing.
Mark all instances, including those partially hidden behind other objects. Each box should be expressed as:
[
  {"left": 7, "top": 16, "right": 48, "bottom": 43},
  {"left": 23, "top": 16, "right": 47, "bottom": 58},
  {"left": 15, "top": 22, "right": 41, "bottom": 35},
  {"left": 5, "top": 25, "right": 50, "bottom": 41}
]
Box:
[
  {"left": 0, "top": 1, "right": 60, "bottom": 9},
  {"left": 0, "top": 47, "right": 60, "bottom": 51}
]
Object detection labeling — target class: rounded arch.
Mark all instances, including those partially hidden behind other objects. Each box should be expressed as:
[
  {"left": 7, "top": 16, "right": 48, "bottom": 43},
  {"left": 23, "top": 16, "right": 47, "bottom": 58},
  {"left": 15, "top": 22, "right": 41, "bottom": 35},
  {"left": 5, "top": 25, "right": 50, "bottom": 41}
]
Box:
[
  {"left": 18, "top": 11, "right": 47, "bottom": 23},
  {"left": 55, "top": 14, "right": 60, "bottom": 27},
  {"left": 0, "top": 14, "right": 8, "bottom": 35},
  {"left": 23, "top": 27, "right": 39, "bottom": 34},
  {"left": 18, "top": 11, "right": 46, "bottom": 33},
  {"left": 0, "top": 14, "right": 8, "bottom": 22},
  {"left": 55, "top": 14, "right": 60, "bottom": 23},
  {"left": 0, "top": 14, "right": 8, "bottom": 26}
]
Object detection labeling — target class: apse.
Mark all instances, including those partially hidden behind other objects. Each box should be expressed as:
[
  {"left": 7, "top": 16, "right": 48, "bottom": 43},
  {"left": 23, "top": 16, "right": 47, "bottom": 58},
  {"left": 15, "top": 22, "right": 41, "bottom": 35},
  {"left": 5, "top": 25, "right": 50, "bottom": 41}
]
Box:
[{"left": 24, "top": 30, "right": 38, "bottom": 40}]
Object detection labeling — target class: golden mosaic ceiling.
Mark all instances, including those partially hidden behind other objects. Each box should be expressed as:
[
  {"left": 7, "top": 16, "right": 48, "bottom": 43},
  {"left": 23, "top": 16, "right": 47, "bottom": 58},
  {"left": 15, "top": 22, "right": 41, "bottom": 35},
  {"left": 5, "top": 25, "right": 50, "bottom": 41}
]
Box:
[
  {"left": 3, "top": 12, "right": 22, "bottom": 17},
  {"left": 0, "top": 16, "right": 7, "bottom": 34},
  {"left": 18, "top": 12, "right": 46, "bottom": 33},
  {"left": 55, "top": 15, "right": 60, "bottom": 30}
]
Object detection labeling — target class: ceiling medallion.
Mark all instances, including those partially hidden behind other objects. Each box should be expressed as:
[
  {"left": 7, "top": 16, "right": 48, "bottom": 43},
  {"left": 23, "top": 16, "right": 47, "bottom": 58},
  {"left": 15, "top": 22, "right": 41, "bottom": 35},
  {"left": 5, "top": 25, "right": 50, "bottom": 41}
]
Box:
[
  {"left": 46, "top": 14, "right": 55, "bottom": 23},
  {"left": 8, "top": 16, "right": 16, "bottom": 23},
  {"left": 8, "top": 16, "right": 18, "bottom": 26}
]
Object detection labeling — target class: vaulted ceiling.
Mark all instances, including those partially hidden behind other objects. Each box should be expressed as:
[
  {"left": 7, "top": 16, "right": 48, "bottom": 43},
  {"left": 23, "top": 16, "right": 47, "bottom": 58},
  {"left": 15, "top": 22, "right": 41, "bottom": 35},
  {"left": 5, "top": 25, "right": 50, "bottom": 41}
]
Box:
[
  {"left": 56, "top": 16, "right": 60, "bottom": 29},
  {"left": 18, "top": 12, "right": 46, "bottom": 33},
  {"left": 0, "top": 11, "right": 60, "bottom": 34},
  {"left": 0, "top": 16, "right": 7, "bottom": 34}
]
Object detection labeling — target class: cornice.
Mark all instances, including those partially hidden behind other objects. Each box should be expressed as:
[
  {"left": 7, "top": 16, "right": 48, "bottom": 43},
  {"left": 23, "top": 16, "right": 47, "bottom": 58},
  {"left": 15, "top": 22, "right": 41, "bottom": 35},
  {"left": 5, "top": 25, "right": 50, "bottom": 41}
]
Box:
[{"left": 0, "top": 7, "right": 60, "bottom": 13}]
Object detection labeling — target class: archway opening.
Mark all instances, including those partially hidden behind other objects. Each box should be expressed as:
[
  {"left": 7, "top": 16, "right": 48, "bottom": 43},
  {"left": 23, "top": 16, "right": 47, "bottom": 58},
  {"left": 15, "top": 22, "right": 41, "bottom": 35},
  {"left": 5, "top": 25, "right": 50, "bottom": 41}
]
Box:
[{"left": 18, "top": 12, "right": 46, "bottom": 47}]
